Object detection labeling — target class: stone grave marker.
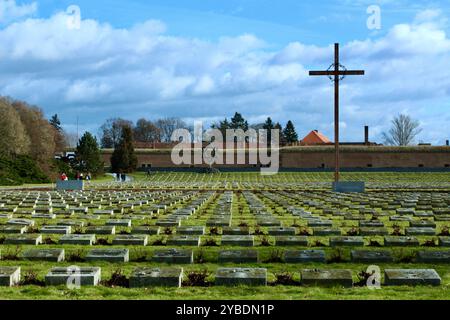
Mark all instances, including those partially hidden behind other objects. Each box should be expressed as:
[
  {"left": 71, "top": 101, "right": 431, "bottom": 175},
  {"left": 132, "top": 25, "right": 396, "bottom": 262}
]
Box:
[
  {"left": 218, "top": 250, "right": 258, "bottom": 263},
  {"left": 112, "top": 235, "right": 148, "bottom": 246},
  {"left": 86, "top": 249, "right": 129, "bottom": 262},
  {"left": 222, "top": 227, "right": 250, "bottom": 235},
  {"left": 267, "top": 227, "right": 296, "bottom": 236},
  {"left": 152, "top": 249, "right": 193, "bottom": 264},
  {"left": 284, "top": 250, "right": 326, "bottom": 263},
  {"left": 4, "top": 234, "right": 42, "bottom": 245},
  {"left": 221, "top": 235, "right": 254, "bottom": 247},
  {"left": 132, "top": 226, "right": 160, "bottom": 235},
  {"left": 439, "top": 237, "right": 450, "bottom": 247},
  {"left": 166, "top": 235, "right": 200, "bottom": 247},
  {"left": 41, "top": 225, "right": 71, "bottom": 235},
  {"left": 416, "top": 251, "right": 450, "bottom": 263},
  {"left": 301, "top": 269, "right": 353, "bottom": 287},
  {"left": 405, "top": 227, "right": 436, "bottom": 236},
  {"left": 45, "top": 267, "right": 101, "bottom": 286},
  {"left": 85, "top": 226, "right": 116, "bottom": 235},
  {"left": 176, "top": 226, "right": 205, "bottom": 235},
  {"left": 0, "top": 225, "right": 27, "bottom": 234},
  {"left": 215, "top": 268, "right": 267, "bottom": 286},
  {"left": 384, "top": 236, "right": 420, "bottom": 247},
  {"left": 0, "top": 267, "right": 21, "bottom": 287},
  {"left": 330, "top": 236, "right": 364, "bottom": 247},
  {"left": 23, "top": 249, "right": 65, "bottom": 262},
  {"left": 351, "top": 250, "right": 394, "bottom": 263},
  {"left": 313, "top": 228, "right": 341, "bottom": 236},
  {"left": 384, "top": 269, "right": 441, "bottom": 286},
  {"left": 106, "top": 219, "right": 132, "bottom": 227},
  {"left": 59, "top": 234, "right": 96, "bottom": 245},
  {"left": 275, "top": 236, "right": 308, "bottom": 246},
  {"left": 129, "top": 267, "right": 183, "bottom": 288}
]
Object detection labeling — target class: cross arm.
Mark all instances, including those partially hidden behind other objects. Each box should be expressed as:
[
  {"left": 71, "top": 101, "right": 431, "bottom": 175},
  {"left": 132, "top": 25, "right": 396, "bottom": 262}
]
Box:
[{"left": 309, "top": 70, "right": 365, "bottom": 76}]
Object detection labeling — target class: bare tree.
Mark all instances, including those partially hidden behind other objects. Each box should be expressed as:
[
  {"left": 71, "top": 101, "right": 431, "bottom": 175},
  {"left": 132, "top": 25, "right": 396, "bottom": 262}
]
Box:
[
  {"left": 382, "top": 114, "right": 422, "bottom": 146},
  {"left": 155, "top": 117, "right": 187, "bottom": 142},
  {"left": 134, "top": 118, "right": 161, "bottom": 143},
  {"left": 99, "top": 118, "right": 133, "bottom": 148}
]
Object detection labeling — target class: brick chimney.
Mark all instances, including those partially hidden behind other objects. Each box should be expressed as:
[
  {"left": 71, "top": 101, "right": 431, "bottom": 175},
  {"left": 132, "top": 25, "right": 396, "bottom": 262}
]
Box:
[{"left": 364, "top": 126, "right": 369, "bottom": 145}]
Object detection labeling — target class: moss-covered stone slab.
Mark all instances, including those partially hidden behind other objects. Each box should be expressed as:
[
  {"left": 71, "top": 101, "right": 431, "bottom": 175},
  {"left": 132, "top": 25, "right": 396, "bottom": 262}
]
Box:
[
  {"left": 129, "top": 267, "right": 183, "bottom": 288},
  {"left": 221, "top": 235, "right": 254, "bottom": 247},
  {"left": 4, "top": 234, "right": 42, "bottom": 245},
  {"left": 0, "top": 267, "right": 21, "bottom": 287},
  {"left": 284, "top": 250, "right": 326, "bottom": 263},
  {"left": 384, "top": 269, "right": 441, "bottom": 286},
  {"left": 267, "top": 227, "right": 296, "bottom": 236},
  {"left": 152, "top": 249, "right": 193, "bottom": 264},
  {"left": 166, "top": 235, "right": 200, "bottom": 246},
  {"left": 85, "top": 226, "right": 116, "bottom": 235},
  {"left": 86, "top": 248, "right": 129, "bottom": 262},
  {"left": 112, "top": 235, "right": 148, "bottom": 246},
  {"left": 330, "top": 236, "right": 364, "bottom": 247},
  {"left": 439, "top": 237, "right": 450, "bottom": 247},
  {"left": 59, "top": 234, "right": 96, "bottom": 245},
  {"left": 41, "top": 225, "right": 71, "bottom": 235},
  {"left": 410, "top": 221, "right": 436, "bottom": 228},
  {"left": 384, "top": 236, "right": 419, "bottom": 247},
  {"left": 351, "top": 250, "right": 393, "bottom": 263},
  {"left": 275, "top": 236, "right": 308, "bottom": 246},
  {"left": 45, "top": 267, "right": 101, "bottom": 286},
  {"left": 131, "top": 226, "right": 160, "bottom": 235},
  {"left": 0, "top": 225, "right": 27, "bottom": 234},
  {"left": 222, "top": 227, "right": 250, "bottom": 235},
  {"left": 405, "top": 227, "right": 436, "bottom": 236},
  {"left": 7, "top": 219, "right": 35, "bottom": 227},
  {"left": 301, "top": 269, "right": 353, "bottom": 288},
  {"left": 176, "top": 226, "right": 205, "bottom": 235},
  {"left": 218, "top": 250, "right": 258, "bottom": 263},
  {"left": 215, "top": 268, "right": 267, "bottom": 286},
  {"left": 416, "top": 251, "right": 450, "bottom": 263},
  {"left": 23, "top": 249, "right": 65, "bottom": 262},
  {"left": 313, "top": 228, "right": 341, "bottom": 236}
]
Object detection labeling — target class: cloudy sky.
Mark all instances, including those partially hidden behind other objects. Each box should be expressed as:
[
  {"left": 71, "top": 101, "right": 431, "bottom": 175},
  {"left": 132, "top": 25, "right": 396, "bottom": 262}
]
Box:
[{"left": 0, "top": 0, "right": 449, "bottom": 144}]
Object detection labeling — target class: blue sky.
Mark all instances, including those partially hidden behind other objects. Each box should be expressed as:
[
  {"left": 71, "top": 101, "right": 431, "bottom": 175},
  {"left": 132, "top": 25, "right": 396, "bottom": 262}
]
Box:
[{"left": 1, "top": 0, "right": 450, "bottom": 144}]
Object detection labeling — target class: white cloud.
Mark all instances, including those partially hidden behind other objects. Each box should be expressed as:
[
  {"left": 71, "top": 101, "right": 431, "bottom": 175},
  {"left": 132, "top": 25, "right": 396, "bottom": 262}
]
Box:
[
  {"left": 0, "top": 6, "right": 449, "bottom": 144},
  {"left": 0, "top": 0, "right": 37, "bottom": 24}
]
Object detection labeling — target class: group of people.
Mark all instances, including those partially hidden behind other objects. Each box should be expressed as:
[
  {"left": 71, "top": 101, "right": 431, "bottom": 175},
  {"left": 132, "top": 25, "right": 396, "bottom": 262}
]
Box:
[
  {"left": 59, "top": 172, "right": 92, "bottom": 181},
  {"left": 115, "top": 173, "right": 127, "bottom": 182}
]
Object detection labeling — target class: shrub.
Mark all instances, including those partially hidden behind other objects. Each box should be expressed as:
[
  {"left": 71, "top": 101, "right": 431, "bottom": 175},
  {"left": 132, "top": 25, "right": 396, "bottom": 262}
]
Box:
[
  {"left": 101, "top": 269, "right": 129, "bottom": 288},
  {"left": 263, "top": 249, "right": 284, "bottom": 263},
  {"left": 19, "top": 270, "right": 45, "bottom": 287},
  {"left": 67, "top": 249, "right": 86, "bottom": 262},
  {"left": 328, "top": 248, "right": 346, "bottom": 263},
  {"left": 270, "top": 272, "right": 299, "bottom": 286},
  {"left": 202, "top": 238, "right": 218, "bottom": 247},
  {"left": 2, "top": 246, "right": 22, "bottom": 260},
  {"left": 183, "top": 270, "right": 210, "bottom": 287}
]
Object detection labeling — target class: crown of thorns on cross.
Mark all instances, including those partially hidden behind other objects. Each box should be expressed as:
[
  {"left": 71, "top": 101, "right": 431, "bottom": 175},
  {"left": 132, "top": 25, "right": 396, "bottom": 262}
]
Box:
[{"left": 327, "top": 63, "right": 348, "bottom": 82}]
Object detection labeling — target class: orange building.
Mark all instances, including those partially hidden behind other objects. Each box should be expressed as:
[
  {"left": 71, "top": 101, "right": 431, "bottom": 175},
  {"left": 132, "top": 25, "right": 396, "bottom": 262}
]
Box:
[{"left": 300, "top": 130, "right": 332, "bottom": 145}]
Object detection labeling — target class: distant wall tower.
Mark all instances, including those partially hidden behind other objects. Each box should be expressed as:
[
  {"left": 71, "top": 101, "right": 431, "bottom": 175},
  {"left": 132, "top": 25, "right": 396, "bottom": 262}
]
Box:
[{"left": 364, "top": 126, "right": 369, "bottom": 145}]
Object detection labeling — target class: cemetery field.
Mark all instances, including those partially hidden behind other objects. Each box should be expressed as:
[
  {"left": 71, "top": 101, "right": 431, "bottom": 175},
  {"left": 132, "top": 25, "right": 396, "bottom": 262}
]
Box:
[{"left": 0, "top": 171, "right": 449, "bottom": 300}]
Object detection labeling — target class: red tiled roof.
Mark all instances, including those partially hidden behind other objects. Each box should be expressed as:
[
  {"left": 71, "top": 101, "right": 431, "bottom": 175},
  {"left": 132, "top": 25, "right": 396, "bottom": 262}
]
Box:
[{"left": 301, "top": 130, "right": 332, "bottom": 145}]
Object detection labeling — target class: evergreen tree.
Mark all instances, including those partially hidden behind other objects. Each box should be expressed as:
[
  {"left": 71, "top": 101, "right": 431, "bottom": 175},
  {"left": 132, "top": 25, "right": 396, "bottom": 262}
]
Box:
[
  {"left": 110, "top": 126, "right": 137, "bottom": 173},
  {"left": 230, "top": 112, "right": 248, "bottom": 131},
  {"left": 274, "top": 122, "right": 286, "bottom": 145},
  {"left": 76, "top": 132, "right": 104, "bottom": 175},
  {"left": 263, "top": 117, "right": 275, "bottom": 144},
  {"left": 49, "top": 114, "right": 62, "bottom": 131},
  {"left": 283, "top": 120, "right": 299, "bottom": 144}
]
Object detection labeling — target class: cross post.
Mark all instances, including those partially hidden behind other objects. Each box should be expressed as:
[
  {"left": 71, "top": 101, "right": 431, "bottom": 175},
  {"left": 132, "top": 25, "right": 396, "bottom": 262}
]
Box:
[{"left": 309, "top": 43, "right": 364, "bottom": 182}]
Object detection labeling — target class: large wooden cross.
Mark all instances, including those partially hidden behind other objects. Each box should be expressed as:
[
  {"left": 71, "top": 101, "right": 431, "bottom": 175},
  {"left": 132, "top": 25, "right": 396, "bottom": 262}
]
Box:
[{"left": 309, "top": 43, "right": 365, "bottom": 182}]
